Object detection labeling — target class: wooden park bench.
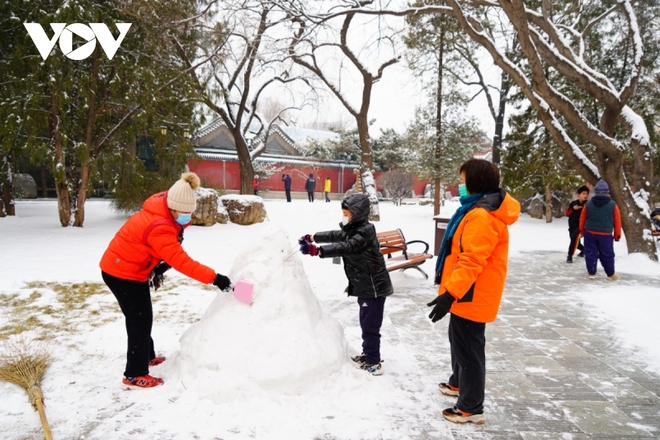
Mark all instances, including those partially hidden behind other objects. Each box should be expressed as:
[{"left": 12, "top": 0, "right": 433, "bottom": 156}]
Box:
[{"left": 377, "top": 229, "right": 433, "bottom": 279}]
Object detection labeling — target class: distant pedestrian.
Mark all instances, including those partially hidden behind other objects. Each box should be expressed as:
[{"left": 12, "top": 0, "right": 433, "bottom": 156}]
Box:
[
  {"left": 298, "top": 194, "right": 393, "bottom": 375},
  {"left": 579, "top": 179, "right": 621, "bottom": 280},
  {"left": 565, "top": 185, "right": 589, "bottom": 263},
  {"left": 429, "top": 159, "right": 520, "bottom": 425},
  {"left": 324, "top": 177, "right": 332, "bottom": 202},
  {"left": 305, "top": 173, "right": 316, "bottom": 202},
  {"left": 282, "top": 173, "right": 292, "bottom": 202},
  {"left": 252, "top": 175, "right": 260, "bottom": 196}
]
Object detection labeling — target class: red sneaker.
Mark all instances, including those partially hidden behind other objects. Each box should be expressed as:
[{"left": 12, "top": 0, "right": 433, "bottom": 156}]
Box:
[
  {"left": 148, "top": 356, "right": 166, "bottom": 367},
  {"left": 122, "top": 375, "right": 164, "bottom": 388}
]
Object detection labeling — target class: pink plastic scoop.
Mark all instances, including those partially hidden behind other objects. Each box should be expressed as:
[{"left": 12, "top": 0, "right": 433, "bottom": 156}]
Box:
[{"left": 233, "top": 279, "right": 254, "bottom": 305}]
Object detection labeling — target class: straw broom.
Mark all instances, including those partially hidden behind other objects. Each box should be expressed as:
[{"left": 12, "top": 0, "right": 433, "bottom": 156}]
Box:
[{"left": 0, "top": 341, "right": 53, "bottom": 440}]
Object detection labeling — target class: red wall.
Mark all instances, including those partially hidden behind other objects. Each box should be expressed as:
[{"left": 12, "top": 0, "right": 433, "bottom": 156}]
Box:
[{"left": 188, "top": 158, "right": 429, "bottom": 196}]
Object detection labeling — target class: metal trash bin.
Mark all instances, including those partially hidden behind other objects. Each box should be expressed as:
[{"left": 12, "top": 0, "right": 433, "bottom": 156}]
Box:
[{"left": 434, "top": 216, "right": 450, "bottom": 256}]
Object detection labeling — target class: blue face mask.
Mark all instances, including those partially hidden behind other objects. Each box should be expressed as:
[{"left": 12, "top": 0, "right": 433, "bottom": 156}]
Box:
[
  {"left": 175, "top": 213, "right": 192, "bottom": 225},
  {"left": 458, "top": 183, "right": 469, "bottom": 198}
]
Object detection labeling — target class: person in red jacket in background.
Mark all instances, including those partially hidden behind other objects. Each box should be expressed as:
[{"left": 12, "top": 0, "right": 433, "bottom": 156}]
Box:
[
  {"left": 429, "top": 159, "right": 520, "bottom": 425},
  {"left": 100, "top": 172, "right": 232, "bottom": 388},
  {"left": 579, "top": 179, "right": 622, "bottom": 280}
]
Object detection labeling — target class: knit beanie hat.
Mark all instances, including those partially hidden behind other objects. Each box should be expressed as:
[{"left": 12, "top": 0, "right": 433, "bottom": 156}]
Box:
[
  {"left": 594, "top": 179, "right": 609, "bottom": 195},
  {"left": 167, "top": 172, "right": 200, "bottom": 212}
]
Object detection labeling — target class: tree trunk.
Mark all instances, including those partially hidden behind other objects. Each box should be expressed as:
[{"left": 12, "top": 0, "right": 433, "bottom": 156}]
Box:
[
  {"left": 1, "top": 153, "right": 15, "bottom": 217},
  {"left": 434, "top": 26, "right": 445, "bottom": 217},
  {"left": 234, "top": 134, "right": 255, "bottom": 195},
  {"left": 72, "top": 161, "right": 91, "bottom": 227},
  {"left": 544, "top": 185, "right": 553, "bottom": 223},
  {"left": 492, "top": 71, "right": 510, "bottom": 165},
  {"left": 50, "top": 87, "right": 70, "bottom": 227},
  {"left": 40, "top": 163, "right": 47, "bottom": 198},
  {"left": 598, "top": 110, "right": 656, "bottom": 258},
  {"left": 356, "top": 112, "right": 380, "bottom": 221}
]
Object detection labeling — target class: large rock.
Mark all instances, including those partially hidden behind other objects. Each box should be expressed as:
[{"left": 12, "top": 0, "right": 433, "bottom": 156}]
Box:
[
  {"left": 193, "top": 188, "right": 220, "bottom": 226},
  {"left": 527, "top": 195, "right": 545, "bottom": 219},
  {"left": 13, "top": 173, "right": 38, "bottom": 199},
  {"left": 525, "top": 193, "right": 564, "bottom": 219},
  {"left": 216, "top": 203, "right": 229, "bottom": 224},
  {"left": 220, "top": 195, "right": 267, "bottom": 225}
]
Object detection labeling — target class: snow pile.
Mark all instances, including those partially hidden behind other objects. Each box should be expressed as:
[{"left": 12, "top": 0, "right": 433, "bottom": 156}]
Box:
[
  {"left": 167, "top": 224, "right": 348, "bottom": 402},
  {"left": 220, "top": 194, "right": 263, "bottom": 206}
]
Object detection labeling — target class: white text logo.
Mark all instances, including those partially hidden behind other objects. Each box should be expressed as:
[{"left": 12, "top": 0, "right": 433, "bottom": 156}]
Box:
[{"left": 24, "top": 23, "right": 132, "bottom": 61}]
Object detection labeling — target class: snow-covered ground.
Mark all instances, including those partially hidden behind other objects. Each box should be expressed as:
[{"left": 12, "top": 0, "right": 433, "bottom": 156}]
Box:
[{"left": 0, "top": 198, "right": 659, "bottom": 439}]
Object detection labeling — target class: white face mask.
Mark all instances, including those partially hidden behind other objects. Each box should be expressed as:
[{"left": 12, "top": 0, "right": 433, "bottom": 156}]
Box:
[{"left": 342, "top": 215, "right": 350, "bottom": 225}]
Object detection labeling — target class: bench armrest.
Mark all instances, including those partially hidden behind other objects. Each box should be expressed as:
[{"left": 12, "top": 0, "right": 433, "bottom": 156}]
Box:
[{"left": 405, "top": 240, "right": 430, "bottom": 254}]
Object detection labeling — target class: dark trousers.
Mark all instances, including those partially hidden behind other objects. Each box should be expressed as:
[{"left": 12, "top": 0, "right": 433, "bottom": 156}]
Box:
[
  {"left": 324, "top": 191, "right": 330, "bottom": 202},
  {"left": 102, "top": 271, "right": 155, "bottom": 378},
  {"left": 568, "top": 228, "right": 583, "bottom": 257},
  {"left": 307, "top": 191, "right": 314, "bottom": 202},
  {"left": 448, "top": 314, "right": 486, "bottom": 414},
  {"left": 583, "top": 230, "right": 615, "bottom": 276},
  {"left": 357, "top": 296, "right": 386, "bottom": 364},
  {"left": 285, "top": 189, "right": 291, "bottom": 202}
]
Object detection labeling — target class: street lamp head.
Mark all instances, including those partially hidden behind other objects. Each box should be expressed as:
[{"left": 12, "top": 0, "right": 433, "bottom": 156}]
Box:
[
  {"left": 183, "top": 129, "right": 190, "bottom": 139},
  {"left": 160, "top": 126, "right": 167, "bottom": 136}
]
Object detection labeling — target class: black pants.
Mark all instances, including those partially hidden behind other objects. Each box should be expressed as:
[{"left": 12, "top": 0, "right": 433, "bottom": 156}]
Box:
[
  {"left": 447, "top": 314, "right": 486, "bottom": 414},
  {"left": 307, "top": 191, "right": 314, "bottom": 202},
  {"left": 324, "top": 191, "right": 330, "bottom": 202},
  {"left": 285, "top": 189, "right": 291, "bottom": 202},
  {"left": 358, "top": 296, "right": 386, "bottom": 364},
  {"left": 102, "top": 271, "right": 155, "bottom": 378},
  {"left": 568, "top": 228, "right": 583, "bottom": 257}
]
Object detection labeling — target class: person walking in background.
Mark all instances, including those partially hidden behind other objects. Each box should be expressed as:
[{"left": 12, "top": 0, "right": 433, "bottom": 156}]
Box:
[
  {"left": 252, "top": 175, "right": 260, "bottom": 196},
  {"left": 579, "top": 179, "right": 621, "bottom": 280},
  {"left": 282, "top": 173, "right": 292, "bottom": 202},
  {"left": 565, "top": 185, "right": 589, "bottom": 263},
  {"left": 305, "top": 173, "right": 316, "bottom": 202},
  {"left": 298, "top": 194, "right": 393, "bottom": 376},
  {"left": 100, "top": 173, "right": 232, "bottom": 389},
  {"left": 324, "top": 177, "right": 332, "bottom": 202},
  {"left": 428, "top": 159, "right": 520, "bottom": 425}
]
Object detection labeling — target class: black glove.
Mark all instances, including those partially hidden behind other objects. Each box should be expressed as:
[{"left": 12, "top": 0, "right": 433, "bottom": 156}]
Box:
[
  {"left": 153, "top": 262, "right": 171, "bottom": 276},
  {"left": 213, "top": 273, "right": 232, "bottom": 292},
  {"left": 149, "top": 271, "right": 164, "bottom": 290},
  {"left": 427, "top": 292, "right": 455, "bottom": 323}
]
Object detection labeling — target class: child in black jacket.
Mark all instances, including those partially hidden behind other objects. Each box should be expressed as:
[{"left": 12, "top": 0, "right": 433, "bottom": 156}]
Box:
[
  {"left": 299, "top": 194, "right": 393, "bottom": 375},
  {"left": 565, "top": 185, "right": 589, "bottom": 263}
]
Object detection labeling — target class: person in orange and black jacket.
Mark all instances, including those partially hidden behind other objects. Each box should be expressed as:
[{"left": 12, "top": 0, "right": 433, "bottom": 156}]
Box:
[
  {"left": 428, "top": 159, "right": 520, "bottom": 425},
  {"left": 565, "top": 185, "right": 589, "bottom": 263},
  {"left": 100, "top": 172, "right": 232, "bottom": 389},
  {"left": 579, "top": 179, "right": 622, "bottom": 280}
]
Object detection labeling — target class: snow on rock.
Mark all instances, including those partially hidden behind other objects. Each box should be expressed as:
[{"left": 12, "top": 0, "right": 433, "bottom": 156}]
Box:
[{"left": 167, "top": 224, "right": 348, "bottom": 402}]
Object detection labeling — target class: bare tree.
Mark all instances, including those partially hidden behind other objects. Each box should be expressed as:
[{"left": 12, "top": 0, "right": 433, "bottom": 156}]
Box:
[
  {"left": 172, "top": 1, "right": 313, "bottom": 194},
  {"left": 377, "top": 169, "right": 414, "bottom": 206},
  {"left": 285, "top": 0, "right": 402, "bottom": 220}
]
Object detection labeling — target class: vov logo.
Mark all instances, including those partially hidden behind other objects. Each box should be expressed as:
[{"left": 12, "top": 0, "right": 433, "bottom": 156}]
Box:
[{"left": 24, "top": 23, "right": 132, "bottom": 61}]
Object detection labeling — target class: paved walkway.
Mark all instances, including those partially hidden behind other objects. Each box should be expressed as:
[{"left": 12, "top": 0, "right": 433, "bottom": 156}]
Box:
[{"left": 387, "top": 251, "right": 660, "bottom": 439}]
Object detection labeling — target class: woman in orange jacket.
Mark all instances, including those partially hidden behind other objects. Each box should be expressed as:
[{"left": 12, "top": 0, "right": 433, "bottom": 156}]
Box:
[
  {"left": 428, "top": 159, "right": 520, "bottom": 425},
  {"left": 100, "top": 172, "right": 232, "bottom": 388}
]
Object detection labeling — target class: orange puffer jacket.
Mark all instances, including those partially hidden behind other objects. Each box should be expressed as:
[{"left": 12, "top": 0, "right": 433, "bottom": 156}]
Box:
[
  {"left": 438, "top": 190, "right": 520, "bottom": 323},
  {"left": 100, "top": 191, "right": 216, "bottom": 284}
]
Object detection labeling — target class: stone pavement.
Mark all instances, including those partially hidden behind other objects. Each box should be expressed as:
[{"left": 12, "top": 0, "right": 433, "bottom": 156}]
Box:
[{"left": 386, "top": 250, "right": 660, "bottom": 439}]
